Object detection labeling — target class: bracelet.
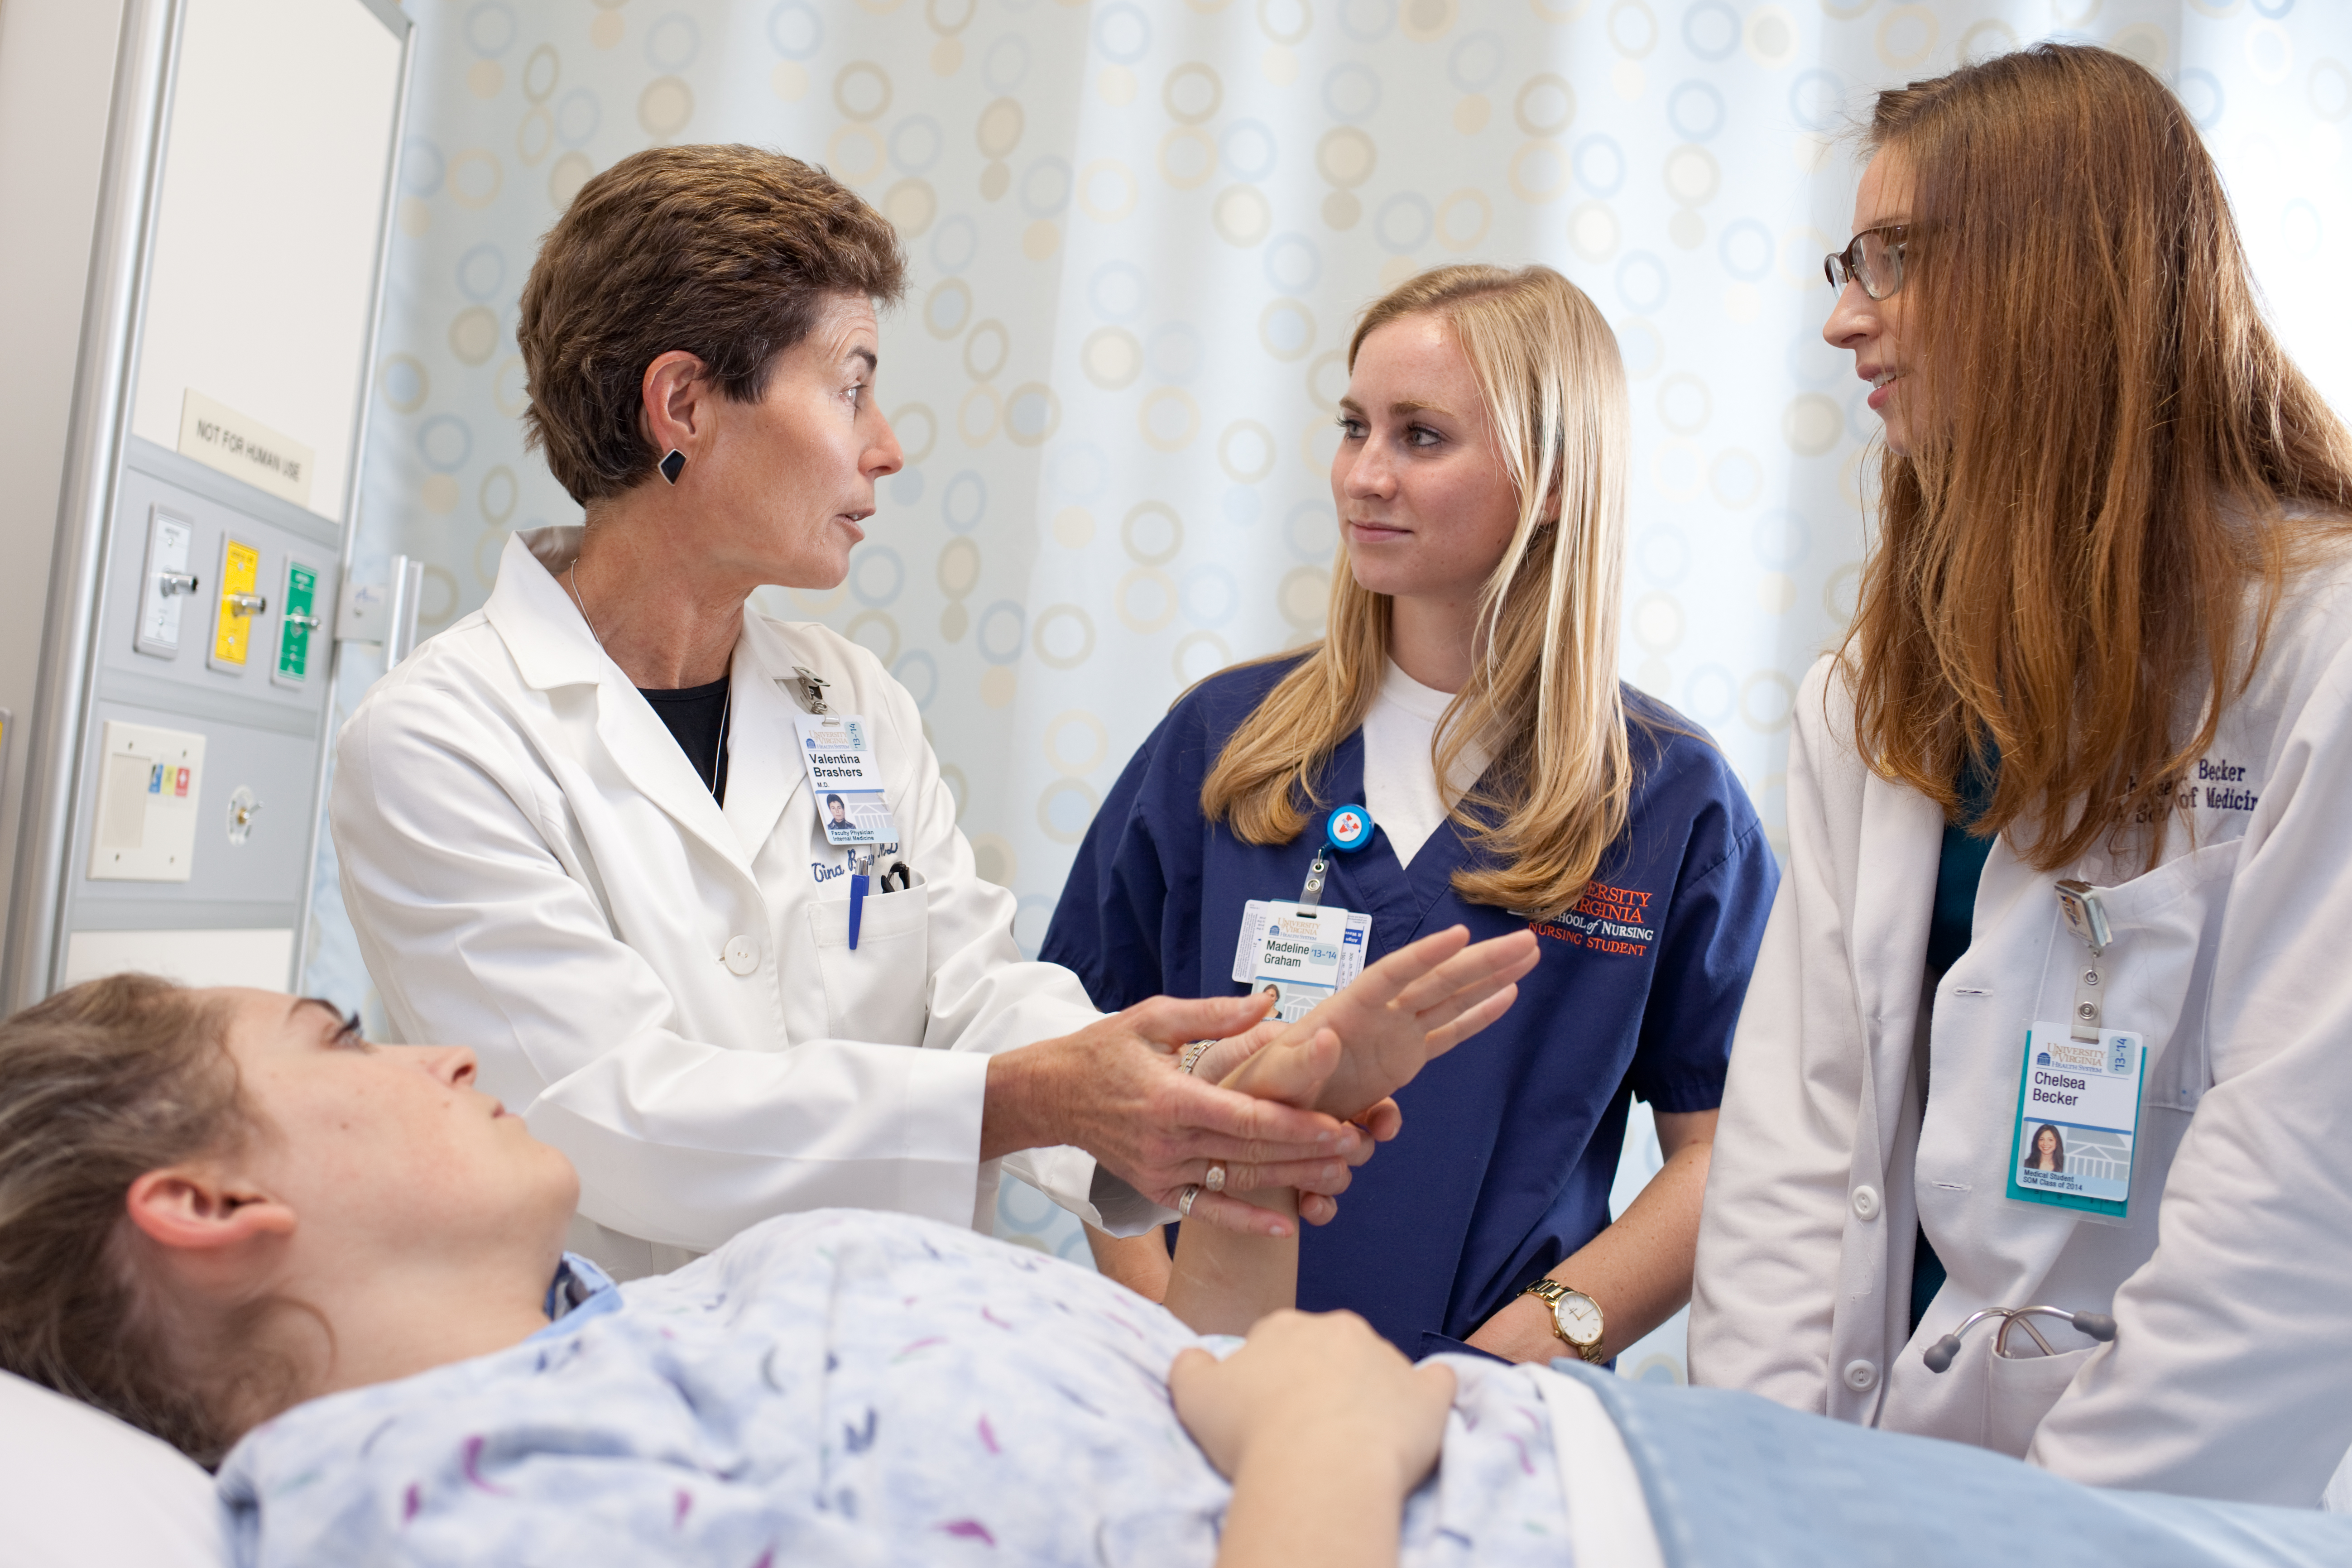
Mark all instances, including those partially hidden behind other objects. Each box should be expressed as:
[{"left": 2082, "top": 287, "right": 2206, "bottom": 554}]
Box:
[{"left": 1179, "top": 1040, "right": 1214, "bottom": 1074}]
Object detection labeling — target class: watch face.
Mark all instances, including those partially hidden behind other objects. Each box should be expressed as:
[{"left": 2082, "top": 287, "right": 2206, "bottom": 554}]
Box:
[{"left": 1552, "top": 1292, "right": 1603, "bottom": 1347}]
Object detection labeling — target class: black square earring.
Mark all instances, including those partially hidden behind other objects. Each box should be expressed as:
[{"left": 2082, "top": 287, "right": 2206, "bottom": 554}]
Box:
[{"left": 658, "top": 448, "right": 687, "bottom": 484}]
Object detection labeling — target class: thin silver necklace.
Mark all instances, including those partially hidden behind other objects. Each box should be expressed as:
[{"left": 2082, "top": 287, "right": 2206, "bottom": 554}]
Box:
[
  {"left": 566, "top": 560, "right": 603, "bottom": 645},
  {"left": 573, "top": 560, "right": 731, "bottom": 797}
]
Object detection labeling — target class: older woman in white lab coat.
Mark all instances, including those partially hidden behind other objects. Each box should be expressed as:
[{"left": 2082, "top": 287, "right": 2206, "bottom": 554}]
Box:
[
  {"left": 1690, "top": 46, "right": 2352, "bottom": 1506},
  {"left": 332, "top": 146, "right": 1372, "bottom": 1277}
]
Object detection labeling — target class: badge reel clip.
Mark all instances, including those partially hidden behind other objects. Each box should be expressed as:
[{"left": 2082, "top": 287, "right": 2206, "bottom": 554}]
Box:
[
  {"left": 1297, "top": 804, "right": 1375, "bottom": 909},
  {"left": 2055, "top": 879, "right": 2112, "bottom": 1043},
  {"left": 792, "top": 666, "right": 830, "bottom": 716}
]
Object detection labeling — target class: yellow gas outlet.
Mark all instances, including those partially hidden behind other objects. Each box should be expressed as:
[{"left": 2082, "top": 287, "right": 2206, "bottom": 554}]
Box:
[{"left": 210, "top": 538, "right": 262, "bottom": 670}]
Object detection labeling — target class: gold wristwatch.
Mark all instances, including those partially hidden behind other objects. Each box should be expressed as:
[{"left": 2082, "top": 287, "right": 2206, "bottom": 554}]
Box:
[{"left": 1523, "top": 1279, "right": 1606, "bottom": 1363}]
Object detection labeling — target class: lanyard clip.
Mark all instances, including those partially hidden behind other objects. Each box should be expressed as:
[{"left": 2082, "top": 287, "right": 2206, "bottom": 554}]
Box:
[
  {"left": 792, "top": 665, "right": 830, "bottom": 715},
  {"left": 1296, "top": 805, "right": 1375, "bottom": 908},
  {"left": 2055, "top": 880, "right": 2112, "bottom": 1044}
]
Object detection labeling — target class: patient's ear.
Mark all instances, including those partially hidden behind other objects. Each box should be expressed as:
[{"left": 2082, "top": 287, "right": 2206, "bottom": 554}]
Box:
[{"left": 125, "top": 1166, "right": 297, "bottom": 1253}]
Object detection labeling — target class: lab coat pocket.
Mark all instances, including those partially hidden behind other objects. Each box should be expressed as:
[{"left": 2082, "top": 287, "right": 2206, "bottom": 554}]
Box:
[
  {"left": 1982, "top": 1343, "right": 2094, "bottom": 1458},
  {"left": 806, "top": 881, "right": 931, "bottom": 1045}
]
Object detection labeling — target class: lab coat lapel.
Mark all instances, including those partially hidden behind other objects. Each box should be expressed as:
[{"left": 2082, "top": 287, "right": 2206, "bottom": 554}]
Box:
[
  {"left": 1850, "top": 770, "right": 1944, "bottom": 1156},
  {"left": 485, "top": 527, "right": 749, "bottom": 871},
  {"left": 721, "top": 612, "right": 807, "bottom": 856}
]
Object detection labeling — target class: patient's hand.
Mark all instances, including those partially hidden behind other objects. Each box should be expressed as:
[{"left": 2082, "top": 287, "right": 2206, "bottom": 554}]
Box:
[
  {"left": 1170, "top": 1310, "right": 1454, "bottom": 1568},
  {"left": 1220, "top": 927, "right": 1537, "bottom": 1125}
]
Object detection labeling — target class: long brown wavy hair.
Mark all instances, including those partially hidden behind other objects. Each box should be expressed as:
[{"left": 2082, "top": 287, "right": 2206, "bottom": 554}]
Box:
[
  {"left": 1843, "top": 44, "right": 2352, "bottom": 870},
  {"left": 1200, "top": 265, "right": 1631, "bottom": 915}
]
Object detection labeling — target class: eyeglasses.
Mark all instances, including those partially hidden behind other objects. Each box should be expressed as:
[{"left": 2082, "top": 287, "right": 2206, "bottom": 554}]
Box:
[{"left": 1824, "top": 224, "right": 1908, "bottom": 301}]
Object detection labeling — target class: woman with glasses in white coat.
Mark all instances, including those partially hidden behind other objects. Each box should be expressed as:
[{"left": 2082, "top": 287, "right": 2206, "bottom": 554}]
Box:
[
  {"left": 1690, "top": 45, "right": 2352, "bottom": 1506},
  {"left": 330, "top": 146, "right": 1379, "bottom": 1278}
]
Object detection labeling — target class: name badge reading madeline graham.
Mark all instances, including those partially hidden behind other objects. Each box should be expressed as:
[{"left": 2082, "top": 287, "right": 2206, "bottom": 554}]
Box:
[
  {"left": 1227, "top": 804, "right": 1379, "bottom": 1025},
  {"left": 793, "top": 712, "right": 898, "bottom": 848},
  {"left": 1232, "top": 901, "right": 1372, "bottom": 1024}
]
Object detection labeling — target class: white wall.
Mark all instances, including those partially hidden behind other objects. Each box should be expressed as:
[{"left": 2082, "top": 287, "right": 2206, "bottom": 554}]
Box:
[
  {"left": 0, "top": 0, "right": 126, "bottom": 938},
  {"left": 127, "top": 0, "right": 405, "bottom": 522}
]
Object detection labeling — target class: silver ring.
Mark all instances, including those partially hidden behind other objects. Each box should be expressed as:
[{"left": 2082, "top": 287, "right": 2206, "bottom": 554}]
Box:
[
  {"left": 1177, "top": 1184, "right": 1200, "bottom": 1218},
  {"left": 1204, "top": 1162, "right": 1227, "bottom": 1194}
]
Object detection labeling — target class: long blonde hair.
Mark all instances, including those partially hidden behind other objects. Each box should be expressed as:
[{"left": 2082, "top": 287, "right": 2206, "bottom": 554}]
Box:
[
  {"left": 1844, "top": 44, "right": 2352, "bottom": 869},
  {"left": 1200, "top": 264, "right": 1632, "bottom": 915}
]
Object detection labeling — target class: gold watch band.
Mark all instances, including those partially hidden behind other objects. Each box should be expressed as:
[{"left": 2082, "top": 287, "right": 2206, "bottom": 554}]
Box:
[{"left": 1522, "top": 1278, "right": 1606, "bottom": 1363}]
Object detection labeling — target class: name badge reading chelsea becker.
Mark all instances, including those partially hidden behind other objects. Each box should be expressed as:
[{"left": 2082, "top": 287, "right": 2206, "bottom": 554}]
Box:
[
  {"left": 793, "top": 712, "right": 899, "bottom": 847},
  {"left": 2010, "top": 881, "right": 2147, "bottom": 1222}
]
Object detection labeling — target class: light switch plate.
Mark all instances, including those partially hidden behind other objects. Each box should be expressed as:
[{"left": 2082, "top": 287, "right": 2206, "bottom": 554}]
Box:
[{"left": 86, "top": 720, "right": 206, "bottom": 882}]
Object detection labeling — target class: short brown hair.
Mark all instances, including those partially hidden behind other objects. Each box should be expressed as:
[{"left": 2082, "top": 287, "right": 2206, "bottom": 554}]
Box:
[
  {"left": 518, "top": 144, "right": 907, "bottom": 503},
  {"left": 0, "top": 975, "right": 282, "bottom": 1465},
  {"left": 1842, "top": 44, "right": 2352, "bottom": 871}
]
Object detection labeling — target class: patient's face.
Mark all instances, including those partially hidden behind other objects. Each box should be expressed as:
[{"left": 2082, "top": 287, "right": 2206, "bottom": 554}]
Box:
[{"left": 216, "top": 990, "right": 577, "bottom": 1262}]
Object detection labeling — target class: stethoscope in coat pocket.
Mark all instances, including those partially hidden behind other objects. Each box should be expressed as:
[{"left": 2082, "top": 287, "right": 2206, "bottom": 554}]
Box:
[{"left": 1925, "top": 1304, "right": 2117, "bottom": 1371}]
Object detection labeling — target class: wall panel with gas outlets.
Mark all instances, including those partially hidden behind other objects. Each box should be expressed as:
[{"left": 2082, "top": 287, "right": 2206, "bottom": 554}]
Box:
[{"left": 4, "top": 0, "right": 410, "bottom": 1006}]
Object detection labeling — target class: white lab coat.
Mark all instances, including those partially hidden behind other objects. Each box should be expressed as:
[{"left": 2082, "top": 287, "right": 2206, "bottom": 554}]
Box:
[
  {"left": 333, "top": 527, "right": 1155, "bottom": 1272},
  {"left": 1691, "top": 550, "right": 2352, "bottom": 1506}
]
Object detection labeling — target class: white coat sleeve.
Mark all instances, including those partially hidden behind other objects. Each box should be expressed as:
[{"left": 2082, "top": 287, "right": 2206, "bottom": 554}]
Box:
[
  {"left": 859, "top": 653, "right": 1164, "bottom": 1235},
  {"left": 2029, "top": 644, "right": 2352, "bottom": 1505},
  {"left": 1688, "top": 658, "right": 1868, "bottom": 1410},
  {"left": 331, "top": 671, "right": 996, "bottom": 1253}
]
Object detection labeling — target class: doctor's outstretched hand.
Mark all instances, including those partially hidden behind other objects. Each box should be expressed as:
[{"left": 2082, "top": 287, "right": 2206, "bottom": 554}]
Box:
[{"left": 980, "top": 991, "right": 1375, "bottom": 1236}]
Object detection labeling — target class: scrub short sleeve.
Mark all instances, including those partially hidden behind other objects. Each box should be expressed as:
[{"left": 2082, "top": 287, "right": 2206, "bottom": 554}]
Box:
[{"left": 1624, "top": 771, "right": 1778, "bottom": 1115}]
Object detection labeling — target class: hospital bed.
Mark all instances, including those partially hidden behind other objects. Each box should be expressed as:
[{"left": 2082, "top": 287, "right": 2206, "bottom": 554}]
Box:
[{"left": 5, "top": 1362, "right": 2347, "bottom": 1566}]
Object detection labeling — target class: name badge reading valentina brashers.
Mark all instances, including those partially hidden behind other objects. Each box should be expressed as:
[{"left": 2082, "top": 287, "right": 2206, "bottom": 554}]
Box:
[
  {"left": 792, "top": 712, "right": 898, "bottom": 847},
  {"left": 2007, "top": 1022, "right": 2147, "bottom": 1221}
]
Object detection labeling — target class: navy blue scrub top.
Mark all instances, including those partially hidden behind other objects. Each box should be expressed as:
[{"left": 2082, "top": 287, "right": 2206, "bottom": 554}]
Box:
[{"left": 1042, "top": 658, "right": 1779, "bottom": 1357}]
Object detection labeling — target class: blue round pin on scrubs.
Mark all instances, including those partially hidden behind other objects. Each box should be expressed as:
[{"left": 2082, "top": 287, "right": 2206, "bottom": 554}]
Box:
[
  {"left": 1298, "top": 804, "right": 1375, "bottom": 907},
  {"left": 1325, "top": 804, "right": 1374, "bottom": 853}
]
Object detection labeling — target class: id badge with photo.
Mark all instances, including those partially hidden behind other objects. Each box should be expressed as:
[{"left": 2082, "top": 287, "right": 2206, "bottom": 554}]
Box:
[
  {"left": 1230, "top": 900, "right": 1372, "bottom": 1024},
  {"left": 793, "top": 711, "right": 898, "bottom": 847},
  {"left": 2007, "top": 1021, "right": 2147, "bottom": 1223}
]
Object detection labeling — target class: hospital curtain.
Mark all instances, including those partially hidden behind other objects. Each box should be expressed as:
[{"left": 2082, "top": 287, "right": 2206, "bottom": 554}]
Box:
[{"left": 305, "top": 0, "right": 2352, "bottom": 1380}]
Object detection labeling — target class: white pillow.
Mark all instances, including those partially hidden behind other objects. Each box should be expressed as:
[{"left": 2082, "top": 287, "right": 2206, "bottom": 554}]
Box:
[{"left": 0, "top": 1369, "right": 226, "bottom": 1567}]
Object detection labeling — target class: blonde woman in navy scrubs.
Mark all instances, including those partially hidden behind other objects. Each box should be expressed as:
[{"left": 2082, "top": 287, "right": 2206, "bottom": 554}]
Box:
[{"left": 1045, "top": 265, "right": 1779, "bottom": 1361}]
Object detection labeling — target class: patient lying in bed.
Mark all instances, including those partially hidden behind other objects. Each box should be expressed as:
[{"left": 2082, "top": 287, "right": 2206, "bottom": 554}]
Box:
[
  {"left": 226, "top": 1207, "right": 1571, "bottom": 1564},
  {"left": 2, "top": 931, "right": 2347, "bottom": 1567}
]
